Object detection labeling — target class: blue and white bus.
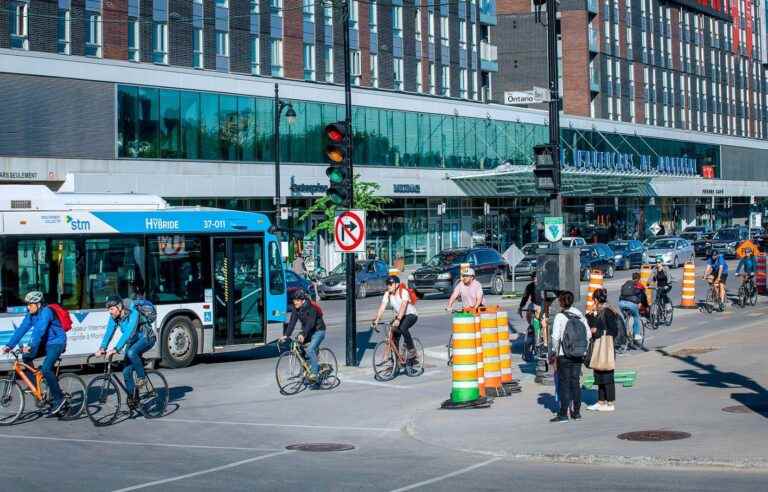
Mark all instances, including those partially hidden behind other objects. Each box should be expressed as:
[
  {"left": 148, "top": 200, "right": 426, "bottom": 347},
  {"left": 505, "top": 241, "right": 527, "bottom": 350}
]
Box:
[{"left": 0, "top": 186, "right": 286, "bottom": 368}]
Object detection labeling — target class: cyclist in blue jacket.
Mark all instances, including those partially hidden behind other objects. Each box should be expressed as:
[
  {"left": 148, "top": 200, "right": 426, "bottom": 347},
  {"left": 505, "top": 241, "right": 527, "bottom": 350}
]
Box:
[
  {"left": 95, "top": 296, "right": 155, "bottom": 404},
  {"left": 0, "top": 291, "right": 67, "bottom": 415},
  {"left": 736, "top": 247, "right": 757, "bottom": 288},
  {"left": 705, "top": 251, "right": 729, "bottom": 307}
]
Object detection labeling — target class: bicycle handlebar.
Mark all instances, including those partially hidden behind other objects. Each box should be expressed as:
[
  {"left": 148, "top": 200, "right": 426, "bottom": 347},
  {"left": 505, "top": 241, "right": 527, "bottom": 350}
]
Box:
[{"left": 86, "top": 353, "right": 117, "bottom": 368}]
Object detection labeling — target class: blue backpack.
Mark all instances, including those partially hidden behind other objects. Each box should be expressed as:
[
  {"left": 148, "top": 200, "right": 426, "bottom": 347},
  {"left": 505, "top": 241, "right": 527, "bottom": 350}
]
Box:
[{"left": 132, "top": 298, "right": 157, "bottom": 341}]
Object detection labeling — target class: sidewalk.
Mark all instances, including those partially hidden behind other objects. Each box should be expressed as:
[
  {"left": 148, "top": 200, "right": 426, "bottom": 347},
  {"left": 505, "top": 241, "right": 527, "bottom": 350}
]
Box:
[{"left": 407, "top": 316, "right": 768, "bottom": 469}]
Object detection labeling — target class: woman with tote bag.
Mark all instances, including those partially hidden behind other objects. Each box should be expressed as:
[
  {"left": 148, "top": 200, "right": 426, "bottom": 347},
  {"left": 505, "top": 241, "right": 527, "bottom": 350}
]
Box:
[{"left": 585, "top": 288, "right": 618, "bottom": 412}]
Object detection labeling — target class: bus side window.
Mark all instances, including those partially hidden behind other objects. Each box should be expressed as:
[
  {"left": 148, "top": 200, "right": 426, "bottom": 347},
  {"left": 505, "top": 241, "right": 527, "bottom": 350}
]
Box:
[
  {"left": 268, "top": 241, "right": 285, "bottom": 295},
  {"left": 84, "top": 237, "right": 145, "bottom": 308},
  {"left": 50, "top": 240, "right": 84, "bottom": 310},
  {"left": 0, "top": 239, "right": 50, "bottom": 310}
]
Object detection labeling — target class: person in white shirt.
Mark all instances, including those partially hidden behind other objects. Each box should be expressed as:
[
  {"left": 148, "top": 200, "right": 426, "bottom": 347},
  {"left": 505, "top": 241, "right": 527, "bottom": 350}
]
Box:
[
  {"left": 548, "top": 290, "right": 591, "bottom": 423},
  {"left": 372, "top": 276, "right": 419, "bottom": 362}
]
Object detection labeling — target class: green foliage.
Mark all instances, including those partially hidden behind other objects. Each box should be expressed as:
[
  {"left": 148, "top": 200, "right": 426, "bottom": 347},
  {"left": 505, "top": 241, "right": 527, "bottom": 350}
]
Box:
[{"left": 298, "top": 176, "right": 392, "bottom": 239}]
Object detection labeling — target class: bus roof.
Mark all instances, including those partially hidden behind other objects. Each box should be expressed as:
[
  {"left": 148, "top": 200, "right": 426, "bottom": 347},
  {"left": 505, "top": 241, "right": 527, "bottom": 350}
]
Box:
[{"left": 0, "top": 185, "right": 168, "bottom": 211}]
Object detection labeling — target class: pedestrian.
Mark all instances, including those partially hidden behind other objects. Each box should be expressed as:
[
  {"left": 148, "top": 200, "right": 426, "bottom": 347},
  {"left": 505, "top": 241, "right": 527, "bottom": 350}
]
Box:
[
  {"left": 292, "top": 255, "right": 307, "bottom": 276},
  {"left": 585, "top": 288, "right": 618, "bottom": 412},
  {"left": 549, "top": 290, "right": 591, "bottom": 423}
]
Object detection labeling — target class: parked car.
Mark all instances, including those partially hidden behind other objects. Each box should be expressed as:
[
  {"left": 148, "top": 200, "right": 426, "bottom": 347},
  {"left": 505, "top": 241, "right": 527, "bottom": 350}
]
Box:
[
  {"left": 643, "top": 235, "right": 674, "bottom": 249},
  {"left": 683, "top": 226, "right": 710, "bottom": 235},
  {"left": 681, "top": 231, "right": 710, "bottom": 257},
  {"left": 608, "top": 239, "right": 647, "bottom": 270},
  {"left": 645, "top": 237, "right": 695, "bottom": 267},
  {"left": 409, "top": 247, "right": 508, "bottom": 297},
  {"left": 512, "top": 242, "right": 553, "bottom": 279},
  {"left": 749, "top": 227, "right": 766, "bottom": 242},
  {"left": 317, "top": 259, "right": 390, "bottom": 299},
  {"left": 709, "top": 227, "right": 749, "bottom": 258},
  {"left": 579, "top": 244, "right": 616, "bottom": 281},
  {"left": 285, "top": 270, "right": 317, "bottom": 313},
  {"left": 561, "top": 237, "right": 587, "bottom": 248}
]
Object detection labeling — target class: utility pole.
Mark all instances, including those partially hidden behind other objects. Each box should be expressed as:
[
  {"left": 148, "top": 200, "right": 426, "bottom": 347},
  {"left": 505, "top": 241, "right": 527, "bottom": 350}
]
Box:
[{"left": 546, "top": 0, "right": 562, "bottom": 218}]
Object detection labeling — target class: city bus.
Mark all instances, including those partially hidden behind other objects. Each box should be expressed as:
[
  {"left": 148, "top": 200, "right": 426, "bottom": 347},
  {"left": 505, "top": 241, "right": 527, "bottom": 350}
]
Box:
[{"left": 0, "top": 186, "right": 286, "bottom": 368}]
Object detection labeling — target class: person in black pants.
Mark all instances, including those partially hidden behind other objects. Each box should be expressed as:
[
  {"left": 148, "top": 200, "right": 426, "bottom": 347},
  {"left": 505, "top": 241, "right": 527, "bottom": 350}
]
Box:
[
  {"left": 549, "top": 291, "right": 591, "bottom": 422},
  {"left": 585, "top": 288, "right": 619, "bottom": 412}
]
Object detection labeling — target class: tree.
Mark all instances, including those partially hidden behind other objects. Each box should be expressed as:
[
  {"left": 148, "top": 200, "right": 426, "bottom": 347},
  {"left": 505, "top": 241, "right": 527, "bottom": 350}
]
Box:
[{"left": 298, "top": 176, "right": 392, "bottom": 239}]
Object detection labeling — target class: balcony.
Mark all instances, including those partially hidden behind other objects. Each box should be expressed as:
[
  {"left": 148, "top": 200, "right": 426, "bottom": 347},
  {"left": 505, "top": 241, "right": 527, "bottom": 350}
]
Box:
[
  {"left": 480, "top": 41, "right": 498, "bottom": 71},
  {"left": 586, "top": 0, "right": 598, "bottom": 14},
  {"left": 479, "top": 0, "right": 497, "bottom": 25},
  {"left": 588, "top": 28, "right": 598, "bottom": 52}
]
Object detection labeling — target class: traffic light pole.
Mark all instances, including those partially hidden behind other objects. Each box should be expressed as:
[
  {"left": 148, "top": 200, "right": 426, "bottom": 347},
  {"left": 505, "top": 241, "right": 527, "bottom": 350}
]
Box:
[
  {"left": 342, "top": 0, "right": 357, "bottom": 367},
  {"left": 546, "top": 0, "right": 562, "bottom": 218}
]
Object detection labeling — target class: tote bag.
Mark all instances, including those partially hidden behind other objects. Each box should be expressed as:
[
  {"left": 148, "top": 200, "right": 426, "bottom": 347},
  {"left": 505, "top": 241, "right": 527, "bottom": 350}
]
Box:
[{"left": 590, "top": 335, "right": 615, "bottom": 371}]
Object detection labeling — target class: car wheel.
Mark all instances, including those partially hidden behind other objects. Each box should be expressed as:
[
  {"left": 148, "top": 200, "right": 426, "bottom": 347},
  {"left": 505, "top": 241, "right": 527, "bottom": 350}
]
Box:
[
  {"left": 606, "top": 265, "right": 615, "bottom": 279},
  {"left": 357, "top": 283, "right": 367, "bottom": 299},
  {"left": 490, "top": 274, "right": 504, "bottom": 295},
  {"left": 673, "top": 256, "right": 679, "bottom": 269},
  {"left": 623, "top": 259, "right": 630, "bottom": 270}
]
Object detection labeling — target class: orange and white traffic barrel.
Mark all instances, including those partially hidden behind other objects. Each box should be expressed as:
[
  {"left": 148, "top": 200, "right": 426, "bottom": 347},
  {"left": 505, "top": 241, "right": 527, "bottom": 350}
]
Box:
[
  {"left": 480, "top": 307, "right": 503, "bottom": 397},
  {"left": 448, "top": 312, "right": 480, "bottom": 403},
  {"left": 678, "top": 260, "right": 697, "bottom": 309},
  {"left": 585, "top": 270, "right": 604, "bottom": 312},
  {"left": 640, "top": 264, "right": 654, "bottom": 305},
  {"left": 473, "top": 309, "right": 485, "bottom": 398},
  {"left": 757, "top": 254, "right": 767, "bottom": 295},
  {"left": 496, "top": 309, "right": 521, "bottom": 394}
]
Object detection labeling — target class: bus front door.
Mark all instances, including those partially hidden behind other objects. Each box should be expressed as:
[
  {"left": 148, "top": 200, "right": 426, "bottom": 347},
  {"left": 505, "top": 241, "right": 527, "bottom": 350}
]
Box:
[{"left": 213, "top": 237, "right": 266, "bottom": 347}]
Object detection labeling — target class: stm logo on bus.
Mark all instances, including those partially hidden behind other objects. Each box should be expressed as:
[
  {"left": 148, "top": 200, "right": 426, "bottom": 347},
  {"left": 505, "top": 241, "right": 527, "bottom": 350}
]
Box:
[{"left": 65, "top": 215, "right": 91, "bottom": 231}]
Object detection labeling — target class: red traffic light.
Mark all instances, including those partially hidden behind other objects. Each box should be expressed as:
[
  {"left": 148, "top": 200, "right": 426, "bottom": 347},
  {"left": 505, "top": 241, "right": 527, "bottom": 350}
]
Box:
[{"left": 325, "top": 122, "right": 347, "bottom": 143}]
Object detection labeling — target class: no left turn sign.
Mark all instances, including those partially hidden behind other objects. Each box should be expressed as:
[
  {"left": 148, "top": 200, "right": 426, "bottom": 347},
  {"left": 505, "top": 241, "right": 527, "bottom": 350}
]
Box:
[{"left": 335, "top": 210, "right": 366, "bottom": 253}]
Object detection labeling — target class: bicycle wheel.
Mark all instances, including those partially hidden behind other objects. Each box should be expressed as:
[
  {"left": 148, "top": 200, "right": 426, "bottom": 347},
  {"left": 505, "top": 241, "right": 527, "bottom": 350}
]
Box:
[
  {"left": 56, "top": 373, "right": 86, "bottom": 420},
  {"left": 704, "top": 289, "right": 714, "bottom": 314},
  {"left": 650, "top": 304, "right": 661, "bottom": 330},
  {"left": 664, "top": 302, "right": 674, "bottom": 326},
  {"left": 635, "top": 319, "right": 648, "bottom": 349},
  {"left": 372, "top": 341, "right": 398, "bottom": 381},
  {"left": 85, "top": 375, "right": 121, "bottom": 426},
  {"left": 749, "top": 284, "right": 759, "bottom": 306},
  {"left": 275, "top": 352, "right": 305, "bottom": 395},
  {"left": 0, "top": 379, "right": 24, "bottom": 426},
  {"left": 737, "top": 285, "right": 747, "bottom": 308},
  {"left": 403, "top": 337, "right": 425, "bottom": 377},
  {"left": 446, "top": 334, "right": 454, "bottom": 366},
  {"left": 318, "top": 348, "right": 339, "bottom": 390},
  {"left": 137, "top": 370, "right": 168, "bottom": 419}
]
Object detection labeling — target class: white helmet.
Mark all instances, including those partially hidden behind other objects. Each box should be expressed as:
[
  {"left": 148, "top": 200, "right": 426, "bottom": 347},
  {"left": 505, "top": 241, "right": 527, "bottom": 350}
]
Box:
[
  {"left": 462, "top": 268, "right": 476, "bottom": 277},
  {"left": 24, "top": 291, "right": 44, "bottom": 304}
]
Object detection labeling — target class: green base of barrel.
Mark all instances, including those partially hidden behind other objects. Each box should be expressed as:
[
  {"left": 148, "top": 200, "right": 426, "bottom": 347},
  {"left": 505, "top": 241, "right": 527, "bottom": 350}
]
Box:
[
  {"left": 450, "top": 388, "right": 480, "bottom": 403},
  {"left": 441, "top": 397, "right": 493, "bottom": 409},
  {"left": 582, "top": 370, "right": 638, "bottom": 389}
]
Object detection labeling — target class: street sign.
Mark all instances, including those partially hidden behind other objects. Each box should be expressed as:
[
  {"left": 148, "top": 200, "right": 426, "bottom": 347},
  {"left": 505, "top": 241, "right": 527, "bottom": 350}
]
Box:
[
  {"left": 750, "top": 212, "right": 762, "bottom": 228},
  {"left": 280, "top": 207, "right": 290, "bottom": 221},
  {"left": 504, "top": 91, "right": 544, "bottom": 105},
  {"left": 502, "top": 244, "right": 525, "bottom": 269},
  {"left": 544, "top": 216, "right": 564, "bottom": 242},
  {"left": 334, "top": 210, "right": 366, "bottom": 253},
  {"left": 649, "top": 222, "right": 662, "bottom": 235},
  {"left": 532, "top": 86, "right": 550, "bottom": 101}
]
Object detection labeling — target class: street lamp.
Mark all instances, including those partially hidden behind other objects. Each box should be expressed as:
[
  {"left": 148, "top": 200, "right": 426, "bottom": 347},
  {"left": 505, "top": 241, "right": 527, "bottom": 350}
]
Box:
[{"left": 274, "top": 82, "right": 297, "bottom": 234}]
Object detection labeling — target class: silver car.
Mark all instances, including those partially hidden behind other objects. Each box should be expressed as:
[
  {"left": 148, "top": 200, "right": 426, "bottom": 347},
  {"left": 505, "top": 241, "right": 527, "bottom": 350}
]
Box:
[{"left": 645, "top": 237, "right": 695, "bottom": 268}]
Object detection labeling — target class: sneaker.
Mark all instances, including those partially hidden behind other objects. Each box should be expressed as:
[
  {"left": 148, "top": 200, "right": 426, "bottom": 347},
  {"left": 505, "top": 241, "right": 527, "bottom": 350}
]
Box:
[
  {"left": 309, "top": 382, "right": 322, "bottom": 390},
  {"left": 598, "top": 404, "right": 615, "bottom": 412},
  {"left": 549, "top": 415, "right": 569, "bottom": 423},
  {"left": 49, "top": 399, "right": 66, "bottom": 416},
  {"left": 307, "top": 373, "right": 319, "bottom": 383},
  {"left": 586, "top": 403, "right": 604, "bottom": 411},
  {"left": 135, "top": 377, "right": 148, "bottom": 389},
  {"left": 570, "top": 413, "right": 582, "bottom": 420}
]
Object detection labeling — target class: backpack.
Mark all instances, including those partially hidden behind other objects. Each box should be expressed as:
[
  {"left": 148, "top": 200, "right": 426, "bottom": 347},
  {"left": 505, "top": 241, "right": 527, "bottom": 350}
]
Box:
[
  {"left": 132, "top": 298, "right": 157, "bottom": 335},
  {"left": 309, "top": 300, "right": 324, "bottom": 318},
  {"left": 620, "top": 281, "right": 636, "bottom": 299},
  {"left": 561, "top": 312, "right": 589, "bottom": 359},
  {"left": 48, "top": 304, "right": 73, "bottom": 332},
  {"left": 397, "top": 283, "right": 418, "bottom": 305}
]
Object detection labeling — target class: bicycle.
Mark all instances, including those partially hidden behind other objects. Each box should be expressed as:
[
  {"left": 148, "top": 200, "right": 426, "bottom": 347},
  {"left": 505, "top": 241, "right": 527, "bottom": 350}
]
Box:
[
  {"left": 275, "top": 338, "right": 339, "bottom": 395},
  {"left": 617, "top": 307, "right": 649, "bottom": 353},
  {"left": 85, "top": 354, "right": 169, "bottom": 426},
  {"left": 0, "top": 349, "right": 86, "bottom": 425},
  {"left": 703, "top": 276, "right": 726, "bottom": 313},
  {"left": 371, "top": 320, "right": 425, "bottom": 381},
  {"left": 736, "top": 273, "right": 758, "bottom": 308},
  {"left": 650, "top": 283, "right": 674, "bottom": 329}
]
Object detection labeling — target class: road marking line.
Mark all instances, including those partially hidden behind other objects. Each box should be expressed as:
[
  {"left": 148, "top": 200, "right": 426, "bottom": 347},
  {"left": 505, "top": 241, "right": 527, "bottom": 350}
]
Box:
[
  {"left": 0, "top": 434, "right": 282, "bottom": 452},
  {"left": 389, "top": 457, "right": 503, "bottom": 492},
  {"left": 112, "top": 450, "right": 293, "bottom": 492},
  {"left": 159, "top": 418, "right": 400, "bottom": 433},
  {"left": 343, "top": 378, "right": 417, "bottom": 390}
]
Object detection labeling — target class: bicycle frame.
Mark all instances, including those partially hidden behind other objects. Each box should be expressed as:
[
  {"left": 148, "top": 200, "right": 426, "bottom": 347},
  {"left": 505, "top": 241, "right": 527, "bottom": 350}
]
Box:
[
  {"left": 7, "top": 351, "right": 59, "bottom": 402},
  {"left": 279, "top": 339, "right": 313, "bottom": 378},
  {"left": 375, "top": 322, "right": 409, "bottom": 365},
  {"left": 88, "top": 354, "right": 136, "bottom": 399}
]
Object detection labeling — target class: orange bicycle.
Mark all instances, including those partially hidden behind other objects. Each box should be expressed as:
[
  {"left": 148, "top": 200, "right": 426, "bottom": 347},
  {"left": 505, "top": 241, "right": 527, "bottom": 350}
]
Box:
[
  {"left": 0, "top": 349, "right": 86, "bottom": 425},
  {"left": 371, "top": 320, "right": 424, "bottom": 381}
]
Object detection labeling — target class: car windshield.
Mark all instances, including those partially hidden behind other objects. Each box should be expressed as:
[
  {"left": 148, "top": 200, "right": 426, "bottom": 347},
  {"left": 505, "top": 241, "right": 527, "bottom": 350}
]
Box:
[
  {"left": 329, "top": 262, "right": 364, "bottom": 275},
  {"left": 522, "top": 243, "right": 550, "bottom": 255},
  {"left": 424, "top": 251, "right": 467, "bottom": 267},
  {"left": 580, "top": 248, "right": 594, "bottom": 256},
  {"left": 714, "top": 229, "right": 739, "bottom": 241},
  {"left": 650, "top": 240, "right": 676, "bottom": 249},
  {"left": 680, "top": 233, "right": 697, "bottom": 240},
  {"left": 609, "top": 241, "right": 628, "bottom": 249}
]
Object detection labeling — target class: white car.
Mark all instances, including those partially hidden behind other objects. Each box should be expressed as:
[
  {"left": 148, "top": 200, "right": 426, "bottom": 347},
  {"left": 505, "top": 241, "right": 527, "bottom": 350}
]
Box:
[{"left": 562, "top": 237, "right": 587, "bottom": 248}]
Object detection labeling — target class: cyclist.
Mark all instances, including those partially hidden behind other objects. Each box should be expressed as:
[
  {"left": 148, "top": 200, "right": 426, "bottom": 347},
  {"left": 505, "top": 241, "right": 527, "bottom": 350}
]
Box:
[
  {"left": 518, "top": 273, "right": 542, "bottom": 322},
  {"left": 95, "top": 296, "right": 156, "bottom": 405},
  {"left": 705, "top": 250, "right": 728, "bottom": 307},
  {"left": 373, "top": 276, "right": 419, "bottom": 363},
  {"left": 0, "top": 291, "right": 67, "bottom": 415},
  {"left": 281, "top": 289, "right": 326, "bottom": 388},
  {"left": 735, "top": 247, "right": 757, "bottom": 290},
  {"left": 446, "top": 268, "right": 485, "bottom": 311},
  {"left": 618, "top": 272, "right": 648, "bottom": 344},
  {"left": 651, "top": 256, "right": 673, "bottom": 307}
]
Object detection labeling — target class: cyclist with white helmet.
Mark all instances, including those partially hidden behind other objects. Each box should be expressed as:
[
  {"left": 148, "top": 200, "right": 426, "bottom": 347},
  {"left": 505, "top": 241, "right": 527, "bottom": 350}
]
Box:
[
  {"left": 0, "top": 291, "right": 68, "bottom": 415},
  {"left": 373, "top": 276, "right": 419, "bottom": 362}
]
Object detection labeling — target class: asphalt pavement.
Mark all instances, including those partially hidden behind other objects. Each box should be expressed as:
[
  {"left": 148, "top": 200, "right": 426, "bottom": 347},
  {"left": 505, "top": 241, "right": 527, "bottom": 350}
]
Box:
[{"left": 1, "top": 259, "right": 766, "bottom": 491}]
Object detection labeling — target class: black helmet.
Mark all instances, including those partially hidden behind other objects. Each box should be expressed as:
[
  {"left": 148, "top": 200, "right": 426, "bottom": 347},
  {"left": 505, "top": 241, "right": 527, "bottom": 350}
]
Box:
[
  {"left": 291, "top": 289, "right": 308, "bottom": 301},
  {"left": 105, "top": 296, "right": 123, "bottom": 309},
  {"left": 709, "top": 249, "right": 718, "bottom": 258},
  {"left": 386, "top": 276, "right": 401, "bottom": 286},
  {"left": 593, "top": 288, "right": 608, "bottom": 304}
]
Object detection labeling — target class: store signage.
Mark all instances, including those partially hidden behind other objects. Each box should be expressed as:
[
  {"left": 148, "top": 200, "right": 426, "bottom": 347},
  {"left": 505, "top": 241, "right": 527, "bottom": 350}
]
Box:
[
  {"left": 702, "top": 188, "right": 725, "bottom": 195},
  {"left": 561, "top": 149, "right": 698, "bottom": 176},
  {"left": 0, "top": 171, "right": 39, "bottom": 180},
  {"left": 393, "top": 184, "right": 421, "bottom": 194},
  {"left": 289, "top": 176, "right": 328, "bottom": 195}
]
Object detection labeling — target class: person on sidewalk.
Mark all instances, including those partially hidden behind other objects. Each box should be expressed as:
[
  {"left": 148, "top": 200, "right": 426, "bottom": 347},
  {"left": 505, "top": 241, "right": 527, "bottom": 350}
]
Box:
[
  {"left": 549, "top": 291, "right": 591, "bottom": 423},
  {"left": 585, "top": 288, "right": 619, "bottom": 412}
]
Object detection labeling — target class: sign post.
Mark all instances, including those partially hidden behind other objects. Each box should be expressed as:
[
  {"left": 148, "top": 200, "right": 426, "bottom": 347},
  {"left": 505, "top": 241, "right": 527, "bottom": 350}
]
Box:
[{"left": 544, "top": 216, "right": 564, "bottom": 243}]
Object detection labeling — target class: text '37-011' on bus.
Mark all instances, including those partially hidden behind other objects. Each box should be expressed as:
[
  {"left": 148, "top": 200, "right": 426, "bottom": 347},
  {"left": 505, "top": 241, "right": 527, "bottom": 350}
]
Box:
[{"left": 0, "top": 186, "right": 286, "bottom": 368}]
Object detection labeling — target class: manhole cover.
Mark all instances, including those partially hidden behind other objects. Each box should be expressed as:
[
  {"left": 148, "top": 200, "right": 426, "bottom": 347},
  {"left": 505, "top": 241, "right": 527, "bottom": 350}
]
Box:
[
  {"left": 617, "top": 430, "right": 691, "bottom": 442},
  {"left": 285, "top": 443, "right": 355, "bottom": 452},
  {"left": 723, "top": 404, "right": 768, "bottom": 414},
  {"left": 671, "top": 347, "right": 718, "bottom": 357}
]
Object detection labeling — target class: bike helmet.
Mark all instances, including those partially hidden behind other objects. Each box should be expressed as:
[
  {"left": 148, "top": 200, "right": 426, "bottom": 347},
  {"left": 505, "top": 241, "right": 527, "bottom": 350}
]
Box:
[
  {"left": 593, "top": 288, "right": 608, "bottom": 304},
  {"left": 105, "top": 295, "right": 123, "bottom": 309},
  {"left": 24, "top": 291, "right": 44, "bottom": 304},
  {"left": 655, "top": 256, "right": 664, "bottom": 264},
  {"left": 386, "top": 276, "right": 401, "bottom": 286},
  {"left": 291, "top": 289, "right": 308, "bottom": 301},
  {"left": 461, "top": 268, "right": 476, "bottom": 277}
]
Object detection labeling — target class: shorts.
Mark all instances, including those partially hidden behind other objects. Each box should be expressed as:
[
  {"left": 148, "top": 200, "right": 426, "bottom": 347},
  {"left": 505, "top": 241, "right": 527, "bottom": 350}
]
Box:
[{"left": 718, "top": 273, "right": 728, "bottom": 285}]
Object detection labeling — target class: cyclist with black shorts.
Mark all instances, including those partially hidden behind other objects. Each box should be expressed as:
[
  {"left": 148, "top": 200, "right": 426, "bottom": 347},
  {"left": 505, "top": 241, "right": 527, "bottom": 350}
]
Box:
[{"left": 373, "top": 276, "right": 419, "bottom": 363}]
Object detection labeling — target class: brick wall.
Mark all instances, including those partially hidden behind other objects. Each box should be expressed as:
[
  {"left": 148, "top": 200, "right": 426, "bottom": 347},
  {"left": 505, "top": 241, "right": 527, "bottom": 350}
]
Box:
[
  {"left": 259, "top": 0, "right": 272, "bottom": 76},
  {"left": 140, "top": 0, "right": 153, "bottom": 62},
  {"left": 230, "top": 0, "right": 251, "bottom": 73},
  {"left": 377, "top": 4, "right": 393, "bottom": 89},
  {"left": 204, "top": 0, "right": 216, "bottom": 70},
  {"left": 314, "top": 0, "right": 326, "bottom": 79},
  {"left": 561, "top": 10, "right": 590, "bottom": 116},
  {"left": 104, "top": 0, "right": 128, "bottom": 60},
  {"left": 71, "top": 0, "right": 86, "bottom": 56},
  {"left": 170, "top": 0, "right": 193, "bottom": 68},
  {"left": 494, "top": 14, "right": 547, "bottom": 103},
  {"left": 283, "top": 0, "right": 303, "bottom": 79},
  {"left": 359, "top": 0, "right": 370, "bottom": 86},
  {"left": 496, "top": 0, "right": 530, "bottom": 15},
  {"left": 28, "top": 0, "right": 57, "bottom": 54},
  {"left": 0, "top": 1, "right": 9, "bottom": 49},
  {"left": 402, "top": 1, "right": 417, "bottom": 92}
]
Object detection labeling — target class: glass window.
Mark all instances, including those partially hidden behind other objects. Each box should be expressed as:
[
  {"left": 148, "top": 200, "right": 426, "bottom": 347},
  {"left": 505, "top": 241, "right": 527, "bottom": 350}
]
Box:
[
  {"left": 51, "top": 240, "right": 83, "bottom": 310},
  {"left": 193, "top": 28, "right": 204, "bottom": 68},
  {"left": 393, "top": 57, "right": 404, "bottom": 91},
  {"left": 1, "top": 239, "right": 49, "bottom": 311},
  {"left": 154, "top": 21, "right": 169, "bottom": 64},
  {"left": 440, "top": 16, "right": 449, "bottom": 47},
  {"left": 325, "top": 46, "right": 334, "bottom": 82},
  {"left": 271, "top": 38, "right": 284, "bottom": 77},
  {"left": 271, "top": 0, "right": 283, "bottom": 16},
  {"left": 200, "top": 92, "right": 219, "bottom": 160},
  {"left": 219, "top": 95, "right": 238, "bottom": 160},
  {"left": 250, "top": 36, "right": 260, "bottom": 74},
  {"left": 268, "top": 241, "right": 285, "bottom": 295},
  {"left": 303, "top": 43, "right": 316, "bottom": 80},
  {"left": 85, "top": 11, "right": 102, "bottom": 57},
  {"left": 369, "top": 0, "right": 377, "bottom": 30},
  {"left": 180, "top": 90, "right": 201, "bottom": 159},
  {"left": 58, "top": 9, "right": 71, "bottom": 55},
  {"left": 441, "top": 65, "right": 450, "bottom": 96},
  {"left": 10, "top": 1, "right": 29, "bottom": 50},
  {"left": 414, "top": 7, "right": 421, "bottom": 41},
  {"left": 147, "top": 236, "right": 207, "bottom": 303},
  {"left": 84, "top": 237, "right": 145, "bottom": 309},
  {"left": 349, "top": 0, "right": 359, "bottom": 28},
  {"left": 416, "top": 60, "right": 423, "bottom": 93},
  {"left": 370, "top": 53, "right": 378, "bottom": 87},
  {"left": 137, "top": 87, "right": 159, "bottom": 158},
  {"left": 118, "top": 85, "right": 139, "bottom": 158},
  {"left": 216, "top": 31, "right": 229, "bottom": 57},
  {"left": 303, "top": 0, "right": 314, "bottom": 21},
  {"left": 392, "top": 6, "right": 403, "bottom": 37},
  {"left": 351, "top": 49, "right": 361, "bottom": 85},
  {"left": 159, "top": 89, "right": 180, "bottom": 158}
]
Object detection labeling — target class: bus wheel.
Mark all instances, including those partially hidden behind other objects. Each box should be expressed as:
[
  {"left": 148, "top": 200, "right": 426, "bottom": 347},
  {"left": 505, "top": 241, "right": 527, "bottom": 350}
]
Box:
[{"left": 161, "top": 316, "right": 198, "bottom": 369}]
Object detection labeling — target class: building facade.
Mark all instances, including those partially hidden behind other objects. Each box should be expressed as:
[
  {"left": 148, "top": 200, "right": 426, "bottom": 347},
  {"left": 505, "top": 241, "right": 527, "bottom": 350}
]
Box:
[{"left": 1, "top": 0, "right": 768, "bottom": 270}]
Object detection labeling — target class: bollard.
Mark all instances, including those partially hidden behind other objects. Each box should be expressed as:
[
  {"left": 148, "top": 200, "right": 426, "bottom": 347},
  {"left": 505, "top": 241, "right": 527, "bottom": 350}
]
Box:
[
  {"left": 678, "top": 261, "right": 697, "bottom": 309},
  {"left": 640, "top": 264, "right": 654, "bottom": 305},
  {"left": 757, "top": 254, "right": 767, "bottom": 295},
  {"left": 480, "top": 307, "right": 505, "bottom": 397},
  {"left": 441, "top": 312, "right": 492, "bottom": 409},
  {"left": 496, "top": 310, "right": 521, "bottom": 394},
  {"left": 388, "top": 268, "right": 400, "bottom": 277},
  {"left": 585, "top": 269, "right": 605, "bottom": 312}
]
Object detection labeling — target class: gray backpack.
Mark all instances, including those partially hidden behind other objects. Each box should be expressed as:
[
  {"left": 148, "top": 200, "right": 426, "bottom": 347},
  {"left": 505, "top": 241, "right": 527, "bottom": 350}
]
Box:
[{"left": 561, "top": 312, "right": 589, "bottom": 359}]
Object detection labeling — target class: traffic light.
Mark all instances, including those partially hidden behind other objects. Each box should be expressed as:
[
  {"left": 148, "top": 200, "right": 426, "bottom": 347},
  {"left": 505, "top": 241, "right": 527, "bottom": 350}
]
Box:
[
  {"left": 533, "top": 143, "right": 560, "bottom": 193},
  {"left": 324, "top": 121, "right": 351, "bottom": 206}
]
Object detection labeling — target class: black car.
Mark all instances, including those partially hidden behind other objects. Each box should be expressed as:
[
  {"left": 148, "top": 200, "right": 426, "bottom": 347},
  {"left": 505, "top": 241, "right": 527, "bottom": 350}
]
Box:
[
  {"left": 409, "top": 247, "right": 508, "bottom": 297},
  {"left": 709, "top": 227, "right": 749, "bottom": 258},
  {"left": 579, "top": 244, "right": 616, "bottom": 281},
  {"left": 680, "top": 231, "right": 710, "bottom": 257},
  {"left": 513, "top": 242, "right": 553, "bottom": 279},
  {"left": 608, "top": 239, "right": 646, "bottom": 270}
]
